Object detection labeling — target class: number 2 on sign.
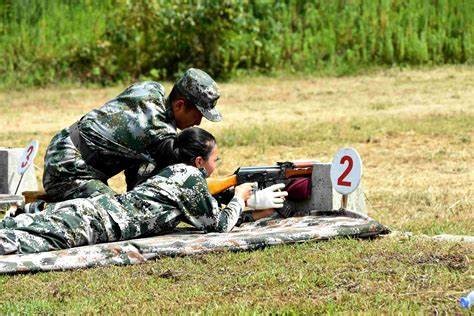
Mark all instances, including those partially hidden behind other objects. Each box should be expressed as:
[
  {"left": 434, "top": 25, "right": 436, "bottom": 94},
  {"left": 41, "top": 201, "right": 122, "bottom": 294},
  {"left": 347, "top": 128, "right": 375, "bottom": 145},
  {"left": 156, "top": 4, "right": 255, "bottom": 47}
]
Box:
[
  {"left": 337, "top": 155, "right": 353, "bottom": 186},
  {"left": 21, "top": 146, "right": 34, "bottom": 168}
]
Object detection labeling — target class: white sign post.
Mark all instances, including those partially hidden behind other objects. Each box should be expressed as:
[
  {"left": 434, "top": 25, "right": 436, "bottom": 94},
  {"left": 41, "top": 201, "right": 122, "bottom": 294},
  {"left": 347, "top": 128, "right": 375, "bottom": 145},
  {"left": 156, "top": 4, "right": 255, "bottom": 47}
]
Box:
[
  {"left": 14, "top": 140, "right": 39, "bottom": 195},
  {"left": 330, "top": 147, "right": 363, "bottom": 210}
]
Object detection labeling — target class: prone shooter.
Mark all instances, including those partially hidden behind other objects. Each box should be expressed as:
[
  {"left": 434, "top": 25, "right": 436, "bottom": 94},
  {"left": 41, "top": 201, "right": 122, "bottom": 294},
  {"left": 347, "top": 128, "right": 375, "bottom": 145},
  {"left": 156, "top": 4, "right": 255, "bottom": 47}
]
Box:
[{"left": 21, "top": 161, "right": 314, "bottom": 219}]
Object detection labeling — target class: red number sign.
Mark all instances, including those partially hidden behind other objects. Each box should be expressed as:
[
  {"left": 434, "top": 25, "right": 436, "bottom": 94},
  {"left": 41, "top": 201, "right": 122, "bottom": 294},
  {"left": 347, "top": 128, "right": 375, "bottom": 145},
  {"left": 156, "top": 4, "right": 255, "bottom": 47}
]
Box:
[
  {"left": 337, "top": 155, "right": 353, "bottom": 187},
  {"left": 21, "top": 145, "right": 34, "bottom": 168},
  {"left": 17, "top": 140, "right": 39, "bottom": 175},
  {"left": 330, "top": 148, "right": 362, "bottom": 195}
]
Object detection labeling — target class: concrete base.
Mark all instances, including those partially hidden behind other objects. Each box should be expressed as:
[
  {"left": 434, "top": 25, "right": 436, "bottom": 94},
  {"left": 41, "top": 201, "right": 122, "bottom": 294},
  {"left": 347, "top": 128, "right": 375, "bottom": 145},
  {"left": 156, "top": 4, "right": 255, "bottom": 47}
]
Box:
[
  {"left": 0, "top": 148, "right": 39, "bottom": 194},
  {"left": 332, "top": 184, "right": 366, "bottom": 214},
  {"left": 289, "top": 162, "right": 366, "bottom": 214}
]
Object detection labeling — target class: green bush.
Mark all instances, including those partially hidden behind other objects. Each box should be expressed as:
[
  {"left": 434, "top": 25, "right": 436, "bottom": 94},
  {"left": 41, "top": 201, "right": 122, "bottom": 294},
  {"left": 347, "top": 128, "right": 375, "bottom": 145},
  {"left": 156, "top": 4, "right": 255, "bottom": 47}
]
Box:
[
  {"left": 71, "top": 1, "right": 247, "bottom": 82},
  {"left": 0, "top": 0, "right": 472, "bottom": 87}
]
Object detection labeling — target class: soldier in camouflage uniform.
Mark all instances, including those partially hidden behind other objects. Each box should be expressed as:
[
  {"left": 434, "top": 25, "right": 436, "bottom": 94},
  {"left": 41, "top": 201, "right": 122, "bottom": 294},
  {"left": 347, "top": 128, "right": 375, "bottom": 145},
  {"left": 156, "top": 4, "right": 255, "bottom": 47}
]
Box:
[
  {"left": 0, "top": 128, "right": 287, "bottom": 255},
  {"left": 43, "top": 68, "right": 222, "bottom": 202},
  {"left": 0, "top": 128, "right": 267, "bottom": 255}
]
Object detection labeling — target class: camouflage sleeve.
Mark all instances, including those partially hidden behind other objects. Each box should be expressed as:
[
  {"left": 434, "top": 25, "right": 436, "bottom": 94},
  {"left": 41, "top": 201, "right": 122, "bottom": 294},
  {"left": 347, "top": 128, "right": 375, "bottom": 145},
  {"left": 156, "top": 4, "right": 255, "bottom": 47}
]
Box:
[
  {"left": 179, "top": 171, "right": 245, "bottom": 233},
  {"left": 185, "top": 195, "right": 244, "bottom": 233},
  {"left": 80, "top": 81, "right": 177, "bottom": 164},
  {"left": 125, "top": 138, "right": 177, "bottom": 190}
]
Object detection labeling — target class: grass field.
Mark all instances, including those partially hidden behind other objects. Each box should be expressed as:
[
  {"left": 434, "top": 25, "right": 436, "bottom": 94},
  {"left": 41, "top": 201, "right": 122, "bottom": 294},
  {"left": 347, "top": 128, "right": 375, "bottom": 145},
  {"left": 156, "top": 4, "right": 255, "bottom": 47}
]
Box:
[{"left": 0, "top": 66, "right": 472, "bottom": 313}]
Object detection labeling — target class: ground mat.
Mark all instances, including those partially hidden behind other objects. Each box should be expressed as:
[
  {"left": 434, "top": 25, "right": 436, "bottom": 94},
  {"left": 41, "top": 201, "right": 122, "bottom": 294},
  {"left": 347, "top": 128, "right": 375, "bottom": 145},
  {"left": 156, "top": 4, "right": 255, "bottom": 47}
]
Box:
[{"left": 0, "top": 210, "right": 389, "bottom": 274}]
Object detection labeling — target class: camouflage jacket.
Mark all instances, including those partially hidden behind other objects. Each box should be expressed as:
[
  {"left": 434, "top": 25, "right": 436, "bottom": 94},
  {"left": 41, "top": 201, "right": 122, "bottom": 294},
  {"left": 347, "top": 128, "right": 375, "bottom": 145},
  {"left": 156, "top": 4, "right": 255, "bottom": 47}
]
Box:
[
  {"left": 78, "top": 81, "right": 177, "bottom": 181},
  {"left": 118, "top": 164, "right": 245, "bottom": 234},
  {"left": 0, "top": 164, "right": 244, "bottom": 255}
]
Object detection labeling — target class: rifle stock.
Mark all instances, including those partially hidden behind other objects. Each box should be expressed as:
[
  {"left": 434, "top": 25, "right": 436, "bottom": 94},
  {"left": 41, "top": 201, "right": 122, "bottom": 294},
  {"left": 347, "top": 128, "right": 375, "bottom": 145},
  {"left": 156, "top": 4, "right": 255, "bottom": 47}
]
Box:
[{"left": 207, "top": 175, "right": 238, "bottom": 195}]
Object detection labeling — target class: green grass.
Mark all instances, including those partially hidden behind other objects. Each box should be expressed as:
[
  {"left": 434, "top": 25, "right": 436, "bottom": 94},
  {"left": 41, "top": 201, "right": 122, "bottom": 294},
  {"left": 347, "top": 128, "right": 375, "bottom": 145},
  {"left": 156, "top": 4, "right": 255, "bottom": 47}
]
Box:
[
  {"left": 216, "top": 112, "right": 474, "bottom": 148},
  {"left": 0, "top": 239, "right": 471, "bottom": 313},
  {"left": 0, "top": 1, "right": 115, "bottom": 87}
]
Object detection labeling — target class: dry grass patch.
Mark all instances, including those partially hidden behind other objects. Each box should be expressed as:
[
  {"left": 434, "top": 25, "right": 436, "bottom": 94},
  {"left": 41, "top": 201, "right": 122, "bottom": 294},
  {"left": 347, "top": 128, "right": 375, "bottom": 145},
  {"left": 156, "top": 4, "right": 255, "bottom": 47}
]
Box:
[
  {"left": 1, "top": 66, "right": 472, "bottom": 233},
  {"left": 0, "top": 66, "right": 472, "bottom": 313}
]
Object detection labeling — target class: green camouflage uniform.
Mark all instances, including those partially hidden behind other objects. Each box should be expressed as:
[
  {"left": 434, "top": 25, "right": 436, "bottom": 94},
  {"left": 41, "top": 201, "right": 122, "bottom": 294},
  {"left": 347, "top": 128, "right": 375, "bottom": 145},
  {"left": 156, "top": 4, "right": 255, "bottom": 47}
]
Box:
[
  {"left": 0, "top": 164, "right": 244, "bottom": 255},
  {"left": 43, "top": 81, "right": 177, "bottom": 201},
  {"left": 43, "top": 68, "right": 221, "bottom": 202}
]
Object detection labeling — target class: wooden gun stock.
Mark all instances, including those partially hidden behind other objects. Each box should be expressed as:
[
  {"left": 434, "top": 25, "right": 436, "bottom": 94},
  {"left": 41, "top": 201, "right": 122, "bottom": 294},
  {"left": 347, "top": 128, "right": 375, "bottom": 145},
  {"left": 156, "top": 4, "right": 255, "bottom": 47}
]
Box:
[
  {"left": 207, "top": 175, "right": 238, "bottom": 195},
  {"left": 284, "top": 167, "right": 313, "bottom": 178},
  {"left": 22, "top": 190, "right": 50, "bottom": 203}
]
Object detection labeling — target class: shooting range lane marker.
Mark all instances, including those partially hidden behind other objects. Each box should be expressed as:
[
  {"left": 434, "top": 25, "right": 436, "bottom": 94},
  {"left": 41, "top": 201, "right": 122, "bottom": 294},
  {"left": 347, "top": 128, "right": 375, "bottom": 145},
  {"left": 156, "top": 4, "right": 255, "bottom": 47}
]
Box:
[
  {"left": 14, "top": 140, "right": 39, "bottom": 195},
  {"left": 330, "top": 147, "right": 363, "bottom": 209}
]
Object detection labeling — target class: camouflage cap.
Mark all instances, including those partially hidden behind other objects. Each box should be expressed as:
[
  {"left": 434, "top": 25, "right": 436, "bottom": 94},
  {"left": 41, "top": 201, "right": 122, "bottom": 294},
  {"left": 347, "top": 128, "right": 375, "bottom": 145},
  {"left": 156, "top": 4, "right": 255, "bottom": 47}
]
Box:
[{"left": 175, "top": 68, "right": 222, "bottom": 122}]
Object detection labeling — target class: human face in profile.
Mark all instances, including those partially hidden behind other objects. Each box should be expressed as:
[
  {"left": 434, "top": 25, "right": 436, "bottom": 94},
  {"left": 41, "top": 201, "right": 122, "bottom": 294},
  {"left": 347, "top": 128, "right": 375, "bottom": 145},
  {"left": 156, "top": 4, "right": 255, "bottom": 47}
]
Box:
[
  {"left": 173, "top": 99, "right": 203, "bottom": 129},
  {"left": 195, "top": 144, "right": 219, "bottom": 176}
]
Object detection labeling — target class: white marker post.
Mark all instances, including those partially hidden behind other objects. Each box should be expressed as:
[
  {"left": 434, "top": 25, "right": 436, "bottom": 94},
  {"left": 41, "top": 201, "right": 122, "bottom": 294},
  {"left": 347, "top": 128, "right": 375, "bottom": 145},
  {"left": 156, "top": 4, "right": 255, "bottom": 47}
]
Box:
[
  {"left": 15, "top": 140, "right": 39, "bottom": 195},
  {"left": 330, "top": 147, "right": 363, "bottom": 210}
]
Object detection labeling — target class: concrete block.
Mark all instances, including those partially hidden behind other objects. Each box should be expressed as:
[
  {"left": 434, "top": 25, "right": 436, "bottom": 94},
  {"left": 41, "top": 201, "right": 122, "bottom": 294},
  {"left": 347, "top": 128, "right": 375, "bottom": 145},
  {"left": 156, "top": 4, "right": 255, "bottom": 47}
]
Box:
[
  {"left": 289, "top": 162, "right": 366, "bottom": 214},
  {"left": 0, "top": 148, "right": 39, "bottom": 194}
]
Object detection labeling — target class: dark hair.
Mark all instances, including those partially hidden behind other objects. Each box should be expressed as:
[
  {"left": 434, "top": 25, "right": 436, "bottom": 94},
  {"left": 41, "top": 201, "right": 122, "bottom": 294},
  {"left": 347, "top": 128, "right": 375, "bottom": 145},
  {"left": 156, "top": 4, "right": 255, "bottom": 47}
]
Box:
[
  {"left": 173, "top": 127, "right": 216, "bottom": 165},
  {"left": 169, "top": 86, "right": 193, "bottom": 109}
]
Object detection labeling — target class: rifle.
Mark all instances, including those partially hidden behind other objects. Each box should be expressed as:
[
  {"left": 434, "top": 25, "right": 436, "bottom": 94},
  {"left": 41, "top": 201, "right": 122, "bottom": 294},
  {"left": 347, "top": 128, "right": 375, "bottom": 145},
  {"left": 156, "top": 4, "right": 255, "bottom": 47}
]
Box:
[
  {"left": 207, "top": 161, "right": 314, "bottom": 197},
  {"left": 22, "top": 161, "right": 315, "bottom": 212}
]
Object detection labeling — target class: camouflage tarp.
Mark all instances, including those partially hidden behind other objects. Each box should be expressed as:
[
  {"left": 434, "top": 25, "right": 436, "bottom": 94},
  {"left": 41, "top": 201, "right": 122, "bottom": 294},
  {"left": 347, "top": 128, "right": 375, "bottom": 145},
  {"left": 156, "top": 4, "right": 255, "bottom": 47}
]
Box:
[{"left": 0, "top": 210, "right": 389, "bottom": 274}]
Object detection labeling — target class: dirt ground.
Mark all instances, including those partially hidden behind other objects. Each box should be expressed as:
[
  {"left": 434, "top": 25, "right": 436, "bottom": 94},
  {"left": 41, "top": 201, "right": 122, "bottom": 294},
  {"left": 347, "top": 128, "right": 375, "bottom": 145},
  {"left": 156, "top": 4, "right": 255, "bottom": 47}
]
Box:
[
  {"left": 0, "top": 66, "right": 472, "bottom": 313},
  {"left": 1, "top": 66, "right": 472, "bottom": 234}
]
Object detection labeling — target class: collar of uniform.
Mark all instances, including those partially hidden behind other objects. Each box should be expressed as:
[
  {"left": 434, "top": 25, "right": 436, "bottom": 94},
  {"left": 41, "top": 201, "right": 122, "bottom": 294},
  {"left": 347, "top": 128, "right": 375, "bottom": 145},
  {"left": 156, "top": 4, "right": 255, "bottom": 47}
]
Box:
[{"left": 198, "top": 167, "right": 209, "bottom": 178}]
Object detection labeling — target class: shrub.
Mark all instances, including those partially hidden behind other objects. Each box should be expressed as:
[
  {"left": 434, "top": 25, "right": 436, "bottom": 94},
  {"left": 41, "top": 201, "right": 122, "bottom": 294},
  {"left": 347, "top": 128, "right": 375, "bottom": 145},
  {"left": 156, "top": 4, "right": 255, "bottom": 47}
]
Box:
[{"left": 0, "top": 0, "right": 472, "bottom": 87}]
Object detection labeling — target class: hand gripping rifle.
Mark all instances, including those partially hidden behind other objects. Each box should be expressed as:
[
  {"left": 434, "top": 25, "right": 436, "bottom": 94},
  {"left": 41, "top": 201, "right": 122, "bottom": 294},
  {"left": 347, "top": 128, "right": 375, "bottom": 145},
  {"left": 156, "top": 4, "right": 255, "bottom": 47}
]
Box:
[{"left": 207, "top": 161, "right": 314, "bottom": 217}]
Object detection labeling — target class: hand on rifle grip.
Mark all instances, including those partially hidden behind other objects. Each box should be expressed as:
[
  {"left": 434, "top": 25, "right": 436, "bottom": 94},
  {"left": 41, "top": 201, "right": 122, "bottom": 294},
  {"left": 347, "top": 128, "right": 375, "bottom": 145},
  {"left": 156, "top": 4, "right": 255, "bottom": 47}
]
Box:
[
  {"left": 247, "top": 183, "right": 288, "bottom": 210},
  {"left": 234, "top": 183, "right": 254, "bottom": 202}
]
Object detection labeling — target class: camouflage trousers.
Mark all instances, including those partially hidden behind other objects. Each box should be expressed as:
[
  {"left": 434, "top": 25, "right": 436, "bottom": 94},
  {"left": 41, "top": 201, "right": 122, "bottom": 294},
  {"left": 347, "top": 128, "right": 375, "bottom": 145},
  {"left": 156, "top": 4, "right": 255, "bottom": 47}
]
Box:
[
  {"left": 0, "top": 194, "right": 176, "bottom": 255},
  {"left": 43, "top": 128, "right": 116, "bottom": 201}
]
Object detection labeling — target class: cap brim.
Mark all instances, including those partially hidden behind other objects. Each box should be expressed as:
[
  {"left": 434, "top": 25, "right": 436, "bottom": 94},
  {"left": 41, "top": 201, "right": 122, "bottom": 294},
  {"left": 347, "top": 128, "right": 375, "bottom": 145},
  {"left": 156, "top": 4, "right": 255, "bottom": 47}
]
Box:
[{"left": 197, "top": 105, "right": 222, "bottom": 122}]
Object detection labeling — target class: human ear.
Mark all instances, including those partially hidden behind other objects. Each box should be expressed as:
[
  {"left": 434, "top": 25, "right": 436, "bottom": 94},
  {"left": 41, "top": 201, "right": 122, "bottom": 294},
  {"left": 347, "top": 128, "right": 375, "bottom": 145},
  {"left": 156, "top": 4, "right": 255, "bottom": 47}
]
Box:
[
  {"left": 194, "top": 156, "right": 204, "bottom": 168},
  {"left": 172, "top": 98, "right": 186, "bottom": 114}
]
